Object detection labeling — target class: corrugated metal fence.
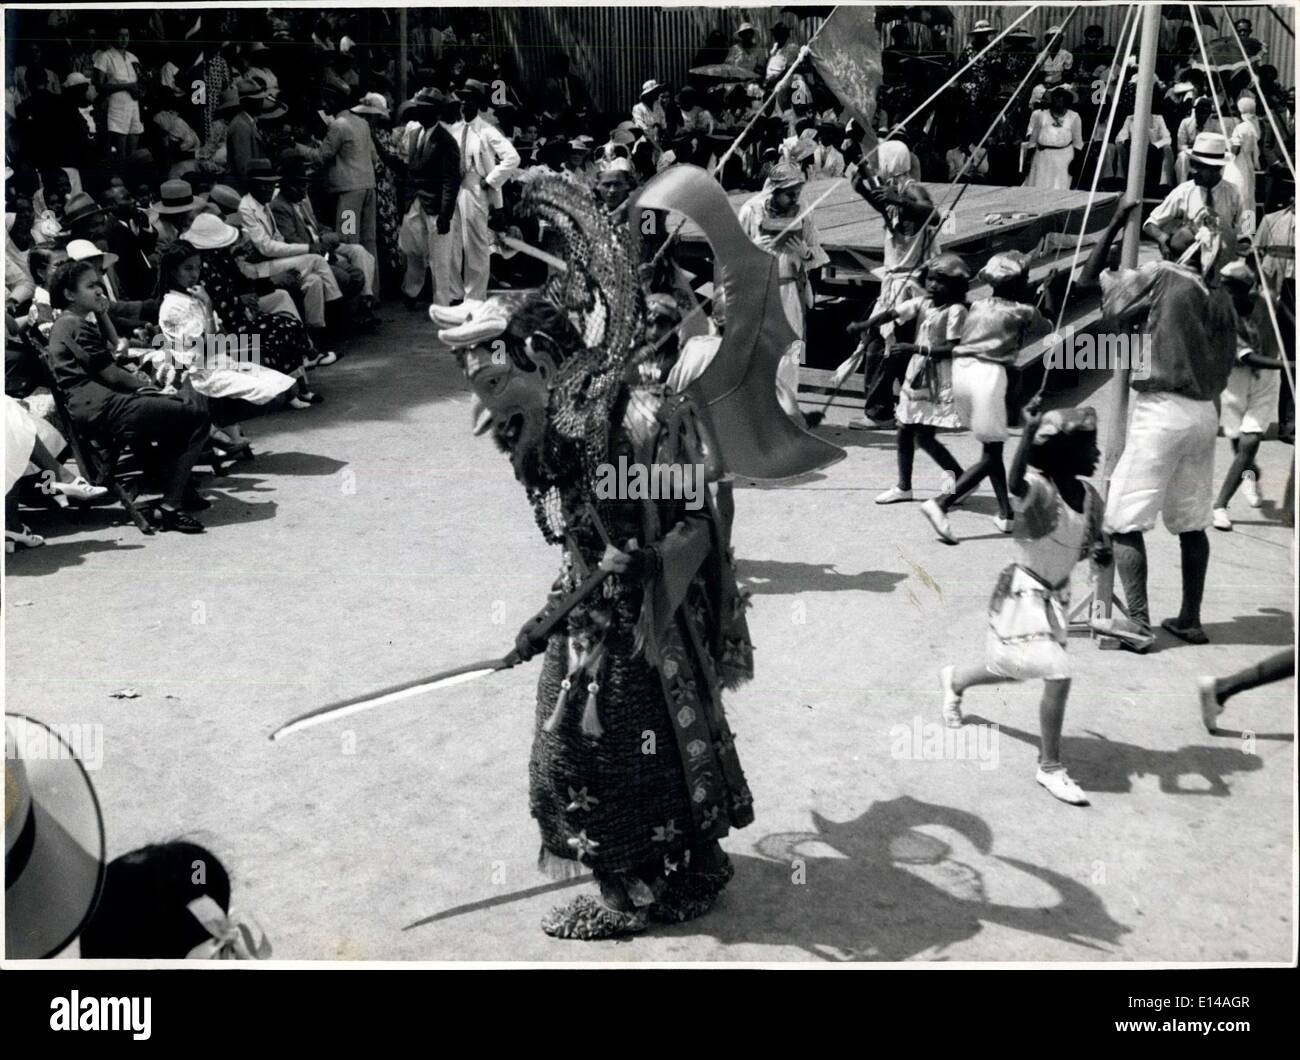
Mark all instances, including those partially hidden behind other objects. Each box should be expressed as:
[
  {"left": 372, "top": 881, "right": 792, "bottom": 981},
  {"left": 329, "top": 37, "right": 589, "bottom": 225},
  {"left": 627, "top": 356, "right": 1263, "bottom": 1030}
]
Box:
[
  {"left": 487, "top": 6, "right": 825, "bottom": 113},
  {"left": 935, "top": 4, "right": 1291, "bottom": 85},
  {"left": 486, "top": 4, "right": 1292, "bottom": 115}
]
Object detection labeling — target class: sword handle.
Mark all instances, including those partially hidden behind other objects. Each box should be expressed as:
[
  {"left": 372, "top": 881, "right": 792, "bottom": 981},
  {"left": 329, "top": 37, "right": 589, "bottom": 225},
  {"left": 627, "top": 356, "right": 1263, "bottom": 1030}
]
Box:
[{"left": 516, "top": 567, "right": 611, "bottom": 659}]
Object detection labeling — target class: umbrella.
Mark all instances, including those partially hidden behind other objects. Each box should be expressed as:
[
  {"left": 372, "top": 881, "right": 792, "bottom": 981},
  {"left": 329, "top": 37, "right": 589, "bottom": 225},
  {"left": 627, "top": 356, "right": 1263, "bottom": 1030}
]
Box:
[
  {"left": 1162, "top": 5, "right": 1218, "bottom": 30},
  {"left": 1191, "top": 35, "right": 1258, "bottom": 75},
  {"left": 689, "top": 63, "right": 760, "bottom": 83}
]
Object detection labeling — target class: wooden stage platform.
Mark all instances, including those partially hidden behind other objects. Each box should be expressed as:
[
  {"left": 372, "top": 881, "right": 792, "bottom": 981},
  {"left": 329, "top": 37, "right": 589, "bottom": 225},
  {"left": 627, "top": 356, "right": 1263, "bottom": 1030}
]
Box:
[{"left": 674, "top": 178, "right": 1121, "bottom": 282}]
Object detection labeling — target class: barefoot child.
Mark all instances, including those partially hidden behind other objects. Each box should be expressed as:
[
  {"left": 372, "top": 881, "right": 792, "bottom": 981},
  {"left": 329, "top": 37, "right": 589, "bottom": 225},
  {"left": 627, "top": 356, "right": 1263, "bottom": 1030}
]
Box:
[
  {"left": 843, "top": 252, "right": 969, "bottom": 503},
  {"left": 921, "top": 251, "right": 1052, "bottom": 544},
  {"left": 938, "top": 403, "right": 1110, "bottom": 806}
]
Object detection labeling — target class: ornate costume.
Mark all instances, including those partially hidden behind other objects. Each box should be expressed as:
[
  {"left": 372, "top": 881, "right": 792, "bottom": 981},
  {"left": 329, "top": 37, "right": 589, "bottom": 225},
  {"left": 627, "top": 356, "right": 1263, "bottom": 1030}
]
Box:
[{"left": 435, "top": 173, "right": 758, "bottom": 938}]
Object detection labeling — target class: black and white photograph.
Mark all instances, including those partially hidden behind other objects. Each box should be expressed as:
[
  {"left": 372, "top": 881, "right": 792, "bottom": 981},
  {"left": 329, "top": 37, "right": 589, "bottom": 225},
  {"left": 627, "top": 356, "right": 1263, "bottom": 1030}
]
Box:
[{"left": 1, "top": 0, "right": 1296, "bottom": 1021}]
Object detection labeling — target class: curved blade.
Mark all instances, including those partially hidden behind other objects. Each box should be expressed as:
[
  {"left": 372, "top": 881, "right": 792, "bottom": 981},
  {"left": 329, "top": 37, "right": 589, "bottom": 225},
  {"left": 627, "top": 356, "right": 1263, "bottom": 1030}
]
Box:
[{"left": 634, "top": 166, "right": 845, "bottom": 480}]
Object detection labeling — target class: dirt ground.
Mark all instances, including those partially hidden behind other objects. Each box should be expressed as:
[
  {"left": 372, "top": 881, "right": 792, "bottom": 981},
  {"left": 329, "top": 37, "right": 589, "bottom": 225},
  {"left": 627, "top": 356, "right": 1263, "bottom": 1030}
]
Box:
[{"left": 5, "top": 303, "right": 1295, "bottom": 963}]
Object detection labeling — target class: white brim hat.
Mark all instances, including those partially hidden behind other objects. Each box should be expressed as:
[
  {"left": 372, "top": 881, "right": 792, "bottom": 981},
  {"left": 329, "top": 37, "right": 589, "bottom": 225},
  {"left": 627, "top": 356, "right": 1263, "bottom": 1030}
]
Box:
[
  {"left": 1190, "top": 131, "right": 1229, "bottom": 166},
  {"left": 5, "top": 715, "right": 107, "bottom": 959}
]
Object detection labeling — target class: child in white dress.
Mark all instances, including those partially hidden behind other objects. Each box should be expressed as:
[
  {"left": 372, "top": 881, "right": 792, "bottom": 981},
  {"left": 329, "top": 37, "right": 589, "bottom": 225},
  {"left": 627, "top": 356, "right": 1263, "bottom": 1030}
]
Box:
[
  {"left": 157, "top": 240, "right": 296, "bottom": 455},
  {"left": 938, "top": 404, "right": 1111, "bottom": 806}
]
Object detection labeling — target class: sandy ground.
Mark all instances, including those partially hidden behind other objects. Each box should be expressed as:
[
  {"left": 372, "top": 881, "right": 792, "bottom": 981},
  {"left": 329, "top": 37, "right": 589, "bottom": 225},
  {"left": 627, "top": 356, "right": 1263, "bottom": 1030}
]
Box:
[{"left": 5, "top": 303, "right": 1295, "bottom": 963}]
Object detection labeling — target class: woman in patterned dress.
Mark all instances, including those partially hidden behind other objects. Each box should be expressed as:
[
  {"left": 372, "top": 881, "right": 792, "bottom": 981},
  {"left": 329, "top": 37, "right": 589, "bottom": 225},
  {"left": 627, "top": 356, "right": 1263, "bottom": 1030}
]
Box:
[
  {"left": 189, "top": 217, "right": 322, "bottom": 406},
  {"left": 354, "top": 97, "right": 405, "bottom": 293}
]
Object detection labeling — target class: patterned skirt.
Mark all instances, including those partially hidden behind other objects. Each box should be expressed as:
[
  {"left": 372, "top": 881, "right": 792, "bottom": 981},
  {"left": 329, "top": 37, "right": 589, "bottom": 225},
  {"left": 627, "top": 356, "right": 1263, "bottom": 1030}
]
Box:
[{"left": 530, "top": 604, "right": 753, "bottom": 880}]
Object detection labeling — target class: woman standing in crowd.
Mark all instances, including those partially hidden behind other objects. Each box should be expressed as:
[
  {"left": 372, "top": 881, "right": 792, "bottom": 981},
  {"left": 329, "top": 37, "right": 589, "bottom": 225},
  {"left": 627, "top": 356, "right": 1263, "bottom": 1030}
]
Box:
[
  {"left": 354, "top": 93, "right": 407, "bottom": 293},
  {"left": 1024, "top": 86, "right": 1083, "bottom": 190}
]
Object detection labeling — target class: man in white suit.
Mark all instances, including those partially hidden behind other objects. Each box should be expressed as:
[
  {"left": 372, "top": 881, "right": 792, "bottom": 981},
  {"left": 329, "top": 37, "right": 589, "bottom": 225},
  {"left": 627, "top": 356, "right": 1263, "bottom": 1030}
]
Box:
[{"left": 448, "top": 79, "right": 520, "bottom": 302}]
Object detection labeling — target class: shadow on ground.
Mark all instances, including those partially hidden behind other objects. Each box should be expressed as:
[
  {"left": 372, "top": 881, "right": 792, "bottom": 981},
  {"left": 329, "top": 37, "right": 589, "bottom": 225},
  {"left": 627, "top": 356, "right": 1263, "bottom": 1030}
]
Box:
[
  {"left": 738, "top": 559, "right": 908, "bottom": 595},
  {"left": 969, "top": 716, "right": 1269, "bottom": 796}
]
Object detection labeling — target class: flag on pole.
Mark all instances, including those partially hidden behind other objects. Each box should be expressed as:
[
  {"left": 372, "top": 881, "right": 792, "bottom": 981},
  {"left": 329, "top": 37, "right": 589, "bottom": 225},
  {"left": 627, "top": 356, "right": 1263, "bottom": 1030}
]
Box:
[{"left": 806, "top": 5, "right": 883, "bottom": 150}]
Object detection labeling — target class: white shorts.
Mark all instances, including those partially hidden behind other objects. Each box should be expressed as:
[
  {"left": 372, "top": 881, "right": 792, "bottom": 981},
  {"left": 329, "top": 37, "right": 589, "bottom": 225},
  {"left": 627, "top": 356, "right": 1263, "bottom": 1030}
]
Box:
[
  {"left": 1220, "top": 365, "right": 1281, "bottom": 438},
  {"left": 1104, "top": 391, "right": 1217, "bottom": 535},
  {"left": 105, "top": 93, "right": 144, "bottom": 136},
  {"left": 952, "top": 357, "right": 1009, "bottom": 442}
]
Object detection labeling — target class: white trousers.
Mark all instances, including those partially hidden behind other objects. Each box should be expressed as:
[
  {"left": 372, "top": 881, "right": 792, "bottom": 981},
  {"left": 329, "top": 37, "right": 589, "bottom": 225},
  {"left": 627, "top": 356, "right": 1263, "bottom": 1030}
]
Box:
[{"left": 450, "top": 182, "right": 492, "bottom": 302}]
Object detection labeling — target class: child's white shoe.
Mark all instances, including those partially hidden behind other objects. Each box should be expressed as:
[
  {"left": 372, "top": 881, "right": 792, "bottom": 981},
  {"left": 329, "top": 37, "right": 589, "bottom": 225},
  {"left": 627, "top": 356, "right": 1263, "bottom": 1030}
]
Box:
[
  {"left": 992, "top": 515, "right": 1014, "bottom": 534},
  {"left": 1036, "top": 765, "right": 1090, "bottom": 806},
  {"left": 875, "top": 486, "right": 913, "bottom": 504},
  {"left": 1212, "top": 507, "right": 1232, "bottom": 531},
  {"left": 921, "top": 498, "right": 957, "bottom": 544},
  {"left": 1197, "top": 676, "right": 1223, "bottom": 732},
  {"left": 939, "top": 665, "right": 963, "bottom": 728},
  {"left": 1241, "top": 471, "right": 1262, "bottom": 508}
]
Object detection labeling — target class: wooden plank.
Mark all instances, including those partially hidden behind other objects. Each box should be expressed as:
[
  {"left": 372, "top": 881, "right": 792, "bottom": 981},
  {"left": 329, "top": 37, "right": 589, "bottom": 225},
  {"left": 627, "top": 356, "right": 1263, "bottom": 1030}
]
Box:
[{"left": 678, "top": 179, "right": 1120, "bottom": 259}]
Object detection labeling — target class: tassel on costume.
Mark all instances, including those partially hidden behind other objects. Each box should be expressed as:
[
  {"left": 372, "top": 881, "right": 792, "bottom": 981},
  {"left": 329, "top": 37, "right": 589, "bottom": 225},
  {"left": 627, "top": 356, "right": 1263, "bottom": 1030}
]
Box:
[{"left": 579, "top": 646, "right": 607, "bottom": 737}]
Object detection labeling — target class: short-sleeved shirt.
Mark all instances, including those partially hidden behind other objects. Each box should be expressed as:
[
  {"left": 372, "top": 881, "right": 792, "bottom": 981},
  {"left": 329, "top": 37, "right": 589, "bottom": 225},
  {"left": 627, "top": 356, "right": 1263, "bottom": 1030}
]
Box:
[
  {"left": 1145, "top": 179, "right": 1241, "bottom": 255},
  {"left": 953, "top": 297, "right": 1048, "bottom": 365},
  {"left": 894, "top": 296, "right": 967, "bottom": 348},
  {"left": 1100, "top": 260, "right": 1236, "bottom": 401},
  {"left": 1011, "top": 469, "right": 1093, "bottom": 590},
  {"left": 1255, "top": 206, "right": 1295, "bottom": 284}
]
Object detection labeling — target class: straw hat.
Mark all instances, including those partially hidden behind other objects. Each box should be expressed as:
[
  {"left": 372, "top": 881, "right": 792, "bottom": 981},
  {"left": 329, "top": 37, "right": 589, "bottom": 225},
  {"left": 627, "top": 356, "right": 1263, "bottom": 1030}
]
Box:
[
  {"left": 351, "top": 92, "right": 390, "bottom": 118},
  {"left": 150, "top": 179, "right": 208, "bottom": 216},
  {"left": 1190, "top": 131, "right": 1229, "bottom": 167},
  {"left": 208, "top": 184, "right": 243, "bottom": 213},
  {"left": 65, "top": 238, "right": 119, "bottom": 273},
  {"left": 5, "top": 715, "right": 107, "bottom": 958},
  {"left": 60, "top": 192, "right": 108, "bottom": 230},
  {"left": 640, "top": 79, "right": 665, "bottom": 100}
]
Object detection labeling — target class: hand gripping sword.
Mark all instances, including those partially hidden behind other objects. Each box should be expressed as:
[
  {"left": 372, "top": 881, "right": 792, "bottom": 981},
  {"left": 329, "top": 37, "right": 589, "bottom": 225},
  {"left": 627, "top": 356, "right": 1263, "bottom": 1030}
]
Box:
[{"left": 270, "top": 565, "right": 610, "bottom": 742}]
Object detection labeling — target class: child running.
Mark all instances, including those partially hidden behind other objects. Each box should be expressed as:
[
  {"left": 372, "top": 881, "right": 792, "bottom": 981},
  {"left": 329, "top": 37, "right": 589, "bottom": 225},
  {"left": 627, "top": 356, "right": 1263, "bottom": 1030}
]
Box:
[
  {"left": 842, "top": 252, "right": 969, "bottom": 503},
  {"left": 1212, "top": 261, "right": 1286, "bottom": 531},
  {"left": 921, "top": 251, "right": 1052, "bottom": 544},
  {"left": 938, "top": 402, "right": 1111, "bottom": 806}
]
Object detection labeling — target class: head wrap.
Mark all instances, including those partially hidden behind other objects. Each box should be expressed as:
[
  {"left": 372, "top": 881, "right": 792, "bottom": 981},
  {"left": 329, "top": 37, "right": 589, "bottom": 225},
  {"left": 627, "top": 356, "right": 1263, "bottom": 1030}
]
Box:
[
  {"left": 1033, "top": 406, "right": 1098, "bottom": 442},
  {"left": 978, "top": 250, "right": 1031, "bottom": 285}
]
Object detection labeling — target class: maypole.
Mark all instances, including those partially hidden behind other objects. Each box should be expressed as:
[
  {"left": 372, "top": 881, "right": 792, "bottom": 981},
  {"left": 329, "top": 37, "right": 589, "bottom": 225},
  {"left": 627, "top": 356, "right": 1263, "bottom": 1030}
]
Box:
[{"left": 1090, "top": 2, "right": 1163, "bottom": 642}]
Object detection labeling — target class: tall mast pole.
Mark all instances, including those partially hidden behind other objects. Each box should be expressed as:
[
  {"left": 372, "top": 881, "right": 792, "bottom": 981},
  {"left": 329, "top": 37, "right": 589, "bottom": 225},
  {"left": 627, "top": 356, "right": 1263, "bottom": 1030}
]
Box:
[
  {"left": 1092, "top": 3, "right": 1163, "bottom": 640},
  {"left": 1121, "top": 5, "right": 1163, "bottom": 265}
]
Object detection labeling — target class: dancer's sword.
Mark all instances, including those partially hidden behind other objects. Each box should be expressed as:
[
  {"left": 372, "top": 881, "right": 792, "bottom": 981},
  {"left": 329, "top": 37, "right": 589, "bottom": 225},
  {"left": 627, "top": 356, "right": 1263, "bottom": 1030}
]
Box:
[{"left": 270, "top": 565, "right": 610, "bottom": 742}]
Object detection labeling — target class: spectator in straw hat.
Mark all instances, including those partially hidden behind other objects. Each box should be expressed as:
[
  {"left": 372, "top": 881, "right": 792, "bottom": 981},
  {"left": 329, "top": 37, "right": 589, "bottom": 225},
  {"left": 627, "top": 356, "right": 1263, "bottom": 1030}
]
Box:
[
  {"left": 272, "top": 152, "right": 379, "bottom": 326},
  {"left": 5, "top": 714, "right": 107, "bottom": 957},
  {"left": 1039, "top": 23, "right": 1074, "bottom": 86},
  {"left": 1174, "top": 96, "right": 1228, "bottom": 184},
  {"left": 727, "top": 22, "right": 765, "bottom": 76},
  {"left": 237, "top": 158, "right": 344, "bottom": 345},
  {"left": 149, "top": 178, "right": 208, "bottom": 253},
  {"left": 633, "top": 81, "right": 668, "bottom": 148},
  {"left": 1145, "top": 131, "right": 1243, "bottom": 266},
  {"left": 245, "top": 41, "right": 279, "bottom": 107}
]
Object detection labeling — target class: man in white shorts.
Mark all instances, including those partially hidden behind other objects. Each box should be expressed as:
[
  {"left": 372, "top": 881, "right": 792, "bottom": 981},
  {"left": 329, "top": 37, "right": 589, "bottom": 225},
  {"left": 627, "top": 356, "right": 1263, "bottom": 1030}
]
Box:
[
  {"left": 1078, "top": 200, "right": 1237, "bottom": 651},
  {"left": 93, "top": 26, "right": 144, "bottom": 164}
]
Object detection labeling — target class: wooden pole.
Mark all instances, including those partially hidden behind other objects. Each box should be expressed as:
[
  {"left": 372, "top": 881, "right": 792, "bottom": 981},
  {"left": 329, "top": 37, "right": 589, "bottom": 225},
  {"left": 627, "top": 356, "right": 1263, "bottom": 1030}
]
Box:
[
  {"left": 398, "top": 8, "right": 409, "bottom": 106},
  {"left": 1091, "top": 2, "right": 1162, "bottom": 639}
]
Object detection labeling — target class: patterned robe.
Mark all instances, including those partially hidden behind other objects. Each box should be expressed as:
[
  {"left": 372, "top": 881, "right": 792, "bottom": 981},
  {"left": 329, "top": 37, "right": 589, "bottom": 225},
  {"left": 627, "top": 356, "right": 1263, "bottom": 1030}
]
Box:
[{"left": 530, "top": 381, "right": 754, "bottom": 883}]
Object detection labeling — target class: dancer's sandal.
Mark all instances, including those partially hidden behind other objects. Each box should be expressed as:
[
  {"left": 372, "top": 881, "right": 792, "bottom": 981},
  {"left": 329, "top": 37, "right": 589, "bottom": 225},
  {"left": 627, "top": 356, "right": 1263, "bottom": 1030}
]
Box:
[{"left": 540, "top": 894, "right": 649, "bottom": 940}]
